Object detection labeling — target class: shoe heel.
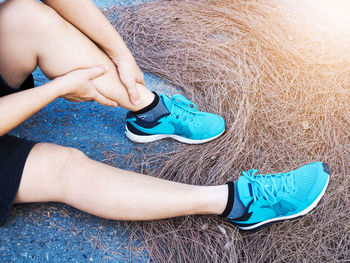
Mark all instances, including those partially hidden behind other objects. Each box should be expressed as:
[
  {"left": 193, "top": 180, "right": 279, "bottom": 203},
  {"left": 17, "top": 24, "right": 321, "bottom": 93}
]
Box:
[
  {"left": 125, "top": 125, "right": 165, "bottom": 143},
  {"left": 322, "top": 162, "right": 331, "bottom": 175}
]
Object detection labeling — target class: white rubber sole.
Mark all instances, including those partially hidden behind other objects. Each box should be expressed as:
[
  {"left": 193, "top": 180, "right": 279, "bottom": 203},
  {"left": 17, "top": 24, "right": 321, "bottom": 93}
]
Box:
[
  {"left": 125, "top": 125, "right": 225, "bottom": 144},
  {"left": 238, "top": 174, "right": 330, "bottom": 231}
]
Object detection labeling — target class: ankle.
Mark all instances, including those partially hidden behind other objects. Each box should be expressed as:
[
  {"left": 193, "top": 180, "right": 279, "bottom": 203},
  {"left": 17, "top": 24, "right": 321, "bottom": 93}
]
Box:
[
  {"left": 220, "top": 181, "right": 246, "bottom": 219},
  {"left": 132, "top": 91, "right": 159, "bottom": 115},
  {"left": 191, "top": 185, "right": 228, "bottom": 215},
  {"left": 131, "top": 92, "right": 170, "bottom": 122},
  {"left": 131, "top": 83, "right": 155, "bottom": 111}
]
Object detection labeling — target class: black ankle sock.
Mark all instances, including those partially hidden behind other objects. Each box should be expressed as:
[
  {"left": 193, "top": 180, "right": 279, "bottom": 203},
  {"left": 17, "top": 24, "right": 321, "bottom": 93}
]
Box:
[
  {"left": 132, "top": 92, "right": 169, "bottom": 122},
  {"left": 220, "top": 182, "right": 235, "bottom": 217},
  {"left": 220, "top": 181, "right": 246, "bottom": 219},
  {"left": 132, "top": 92, "right": 159, "bottom": 115}
]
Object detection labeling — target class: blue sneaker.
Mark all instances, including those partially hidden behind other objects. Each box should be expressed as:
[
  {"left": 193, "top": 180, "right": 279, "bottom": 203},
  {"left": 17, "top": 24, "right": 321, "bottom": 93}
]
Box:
[
  {"left": 125, "top": 94, "right": 225, "bottom": 144},
  {"left": 228, "top": 162, "right": 330, "bottom": 231}
]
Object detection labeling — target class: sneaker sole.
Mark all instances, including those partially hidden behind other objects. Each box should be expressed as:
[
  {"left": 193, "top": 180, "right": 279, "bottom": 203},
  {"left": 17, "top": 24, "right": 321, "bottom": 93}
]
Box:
[
  {"left": 125, "top": 125, "right": 225, "bottom": 144},
  {"left": 237, "top": 163, "right": 330, "bottom": 231}
]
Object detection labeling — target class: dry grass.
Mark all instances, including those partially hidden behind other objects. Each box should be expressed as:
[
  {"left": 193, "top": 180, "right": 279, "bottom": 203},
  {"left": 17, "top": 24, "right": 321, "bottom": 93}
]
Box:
[{"left": 106, "top": 0, "right": 350, "bottom": 262}]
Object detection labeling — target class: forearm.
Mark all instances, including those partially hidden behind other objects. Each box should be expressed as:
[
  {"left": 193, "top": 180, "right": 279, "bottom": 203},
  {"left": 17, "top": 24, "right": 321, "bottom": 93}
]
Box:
[
  {"left": 42, "top": 0, "right": 130, "bottom": 59},
  {"left": 0, "top": 83, "right": 61, "bottom": 136}
]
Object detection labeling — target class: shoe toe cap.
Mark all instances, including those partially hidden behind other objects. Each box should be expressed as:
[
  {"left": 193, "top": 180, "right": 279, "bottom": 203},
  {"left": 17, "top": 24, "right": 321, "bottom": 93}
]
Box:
[
  {"left": 196, "top": 113, "right": 225, "bottom": 139},
  {"left": 294, "top": 162, "right": 330, "bottom": 203}
]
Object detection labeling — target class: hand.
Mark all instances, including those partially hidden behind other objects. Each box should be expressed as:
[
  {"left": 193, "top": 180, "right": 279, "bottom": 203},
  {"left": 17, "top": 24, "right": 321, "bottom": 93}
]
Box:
[
  {"left": 109, "top": 52, "right": 145, "bottom": 106},
  {"left": 53, "top": 66, "right": 118, "bottom": 107}
]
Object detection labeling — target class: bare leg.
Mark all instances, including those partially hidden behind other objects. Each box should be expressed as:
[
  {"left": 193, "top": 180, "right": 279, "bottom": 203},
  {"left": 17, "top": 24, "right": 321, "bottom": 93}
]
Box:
[
  {"left": 0, "top": 0, "right": 154, "bottom": 111},
  {"left": 1, "top": 0, "right": 228, "bottom": 220},
  {"left": 15, "top": 143, "right": 228, "bottom": 220}
]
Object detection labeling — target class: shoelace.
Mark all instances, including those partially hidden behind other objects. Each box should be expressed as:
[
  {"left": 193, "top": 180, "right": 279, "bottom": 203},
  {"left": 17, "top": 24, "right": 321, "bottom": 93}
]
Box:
[
  {"left": 242, "top": 169, "right": 296, "bottom": 205},
  {"left": 170, "top": 95, "right": 199, "bottom": 123}
]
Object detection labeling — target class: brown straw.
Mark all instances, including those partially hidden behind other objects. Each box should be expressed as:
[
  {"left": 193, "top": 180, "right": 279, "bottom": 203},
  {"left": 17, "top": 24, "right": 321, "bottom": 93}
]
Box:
[{"left": 106, "top": 0, "right": 350, "bottom": 261}]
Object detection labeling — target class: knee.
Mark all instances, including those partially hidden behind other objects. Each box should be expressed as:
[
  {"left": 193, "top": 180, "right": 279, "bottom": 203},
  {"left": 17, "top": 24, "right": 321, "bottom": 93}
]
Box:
[
  {"left": 49, "top": 146, "right": 91, "bottom": 198},
  {"left": 58, "top": 147, "right": 90, "bottom": 172},
  {"left": 36, "top": 144, "right": 90, "bottom": 177},
  {"left": 0, "top": 0, "right": 61, "bottom": 34},
  {"left": 18, "top": 143, "right": 90, "bottom": 203}
]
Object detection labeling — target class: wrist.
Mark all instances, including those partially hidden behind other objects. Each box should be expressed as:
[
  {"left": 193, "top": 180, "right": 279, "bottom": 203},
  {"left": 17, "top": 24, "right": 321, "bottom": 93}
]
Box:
[
  {"left": 105, "top": 45, "right": 133, "bottom": 64},
  {"left": 48, "top": 78, "right": 70, "bottom": 98}
]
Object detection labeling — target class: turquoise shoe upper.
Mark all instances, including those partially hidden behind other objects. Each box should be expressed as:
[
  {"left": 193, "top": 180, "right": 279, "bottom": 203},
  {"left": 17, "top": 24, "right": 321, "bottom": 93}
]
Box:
[
  {"left": 230, "top": 162, "right": 330, "bottom": 228},
  {"left": 127, "top": 94, "right": 225, "bottom": 140}
]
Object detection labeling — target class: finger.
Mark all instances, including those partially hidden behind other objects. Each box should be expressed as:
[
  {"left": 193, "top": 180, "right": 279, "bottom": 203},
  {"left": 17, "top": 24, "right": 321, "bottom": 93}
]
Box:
[
  {"left": 137, "top": 70, "right": 145, "bottom": 85},
  {"left": 122, "top": 78, "right": 140, "bottom": 105},
  {"left": 65, "top": 98, "right": 79, "bottom": 102},
  {"left": 64, "top": 97, "right": 81, "bottom": 102},
  {"left": 94, "top": 91, "right": 118, "bottom": 107},
  {"left": 86, "top": 65, "right": 108, "bottom": 80},
  {"left": 128, "top": 85, "right": 140, "bottom": 106}
]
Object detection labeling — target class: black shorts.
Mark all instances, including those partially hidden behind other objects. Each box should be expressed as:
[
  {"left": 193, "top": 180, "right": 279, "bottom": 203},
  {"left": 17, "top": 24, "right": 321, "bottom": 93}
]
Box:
[{"left": 0, "top": 74, "right": 38, "bottom": 225}]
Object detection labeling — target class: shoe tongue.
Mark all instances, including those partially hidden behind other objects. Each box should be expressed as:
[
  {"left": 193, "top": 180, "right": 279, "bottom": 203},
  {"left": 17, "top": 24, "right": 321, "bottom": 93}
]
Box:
[
  {"left": 264, "top": 175, "right": 283, "bottom": 192},
  {"left": 237, "top": 176, "right": 254, "bottom": 207},
  {"left": 237, "top": 174, "right": 287, "bottom": 207},
  {"left": 160, "top": 94, "right": 172, "bottom": 111}
]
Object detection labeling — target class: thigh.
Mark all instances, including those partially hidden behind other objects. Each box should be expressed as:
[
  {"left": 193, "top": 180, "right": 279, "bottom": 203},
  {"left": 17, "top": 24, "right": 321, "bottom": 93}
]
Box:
[
  {"left": 0, "top": 0, "right": 39, "bottom": 88},
  {"left": 14, "top": 142, "right": 84, "bottom": 204},
  {"left": 0, "top": 0, "right": 149, "bottom": 110},
  {"left": 0, "top": 0, "right": 115, "bottom": 86}
]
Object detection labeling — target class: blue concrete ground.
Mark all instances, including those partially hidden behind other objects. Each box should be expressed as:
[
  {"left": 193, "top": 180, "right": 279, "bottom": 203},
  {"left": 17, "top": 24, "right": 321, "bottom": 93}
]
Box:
[{"left": 0, "top": 0, "right": 179, "bottom": 262}]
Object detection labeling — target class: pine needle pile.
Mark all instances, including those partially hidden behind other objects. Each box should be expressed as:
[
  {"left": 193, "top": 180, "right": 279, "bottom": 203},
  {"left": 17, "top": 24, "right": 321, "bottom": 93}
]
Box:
[{"left": 107, "top": 1, "right": 350, "bottom": 261}]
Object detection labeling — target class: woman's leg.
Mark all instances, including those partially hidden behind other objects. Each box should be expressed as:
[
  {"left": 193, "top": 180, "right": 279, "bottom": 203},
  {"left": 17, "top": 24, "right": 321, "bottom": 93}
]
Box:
[
  {"left": 0, "top": 0, "right": 154, "bottom": 111},
  {"left": 0, "top": 0, "right": 228, "bottom": 220},
  {"left": 15, "top": 143, "right": 228, "bottom": 220}
]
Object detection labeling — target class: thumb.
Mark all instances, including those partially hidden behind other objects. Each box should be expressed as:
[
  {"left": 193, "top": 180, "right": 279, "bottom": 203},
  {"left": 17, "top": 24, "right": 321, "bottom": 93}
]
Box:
[
  {"left": 122, "top": 77, "right": 140, "bottom": 105},
  {"left": 86, "top": 65, "right": 108, "bottom": 80},
  {"left": 128, "top": 85, "right": 140, "bottom": 105},
  {"left": 137, "top": 70, "right": 145, "bottom": 85}
]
